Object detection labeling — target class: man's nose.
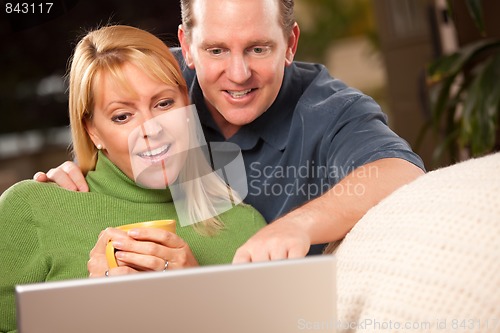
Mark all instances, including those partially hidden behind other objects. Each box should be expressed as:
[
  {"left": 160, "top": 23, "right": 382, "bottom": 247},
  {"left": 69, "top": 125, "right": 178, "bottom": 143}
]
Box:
[{"left": 226, "top": 54, "right": 251, "bottom": 84}]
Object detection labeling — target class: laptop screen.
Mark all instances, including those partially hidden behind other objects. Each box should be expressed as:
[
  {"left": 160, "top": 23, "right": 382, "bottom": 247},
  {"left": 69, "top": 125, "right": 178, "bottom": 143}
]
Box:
[{"left": 16, "top": 255, "right": 336, "bottom": 333}]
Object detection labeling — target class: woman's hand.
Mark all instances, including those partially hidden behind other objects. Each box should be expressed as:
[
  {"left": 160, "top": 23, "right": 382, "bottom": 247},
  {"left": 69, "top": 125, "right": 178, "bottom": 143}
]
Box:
[
  {"left": 115, "top": 227, "right": 199, "bottom": 271},
  {"left": 88, "top": 227, "right": 199, "bottom": 278},
  {"left": 87, "top": 228, "right": 137, "bottom": 277}
]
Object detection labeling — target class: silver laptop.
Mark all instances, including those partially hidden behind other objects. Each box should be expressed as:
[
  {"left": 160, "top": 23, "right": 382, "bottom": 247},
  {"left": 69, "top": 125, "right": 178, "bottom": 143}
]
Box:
[{"left": 16, "top": 255, "right": 336, "bottom": 333}]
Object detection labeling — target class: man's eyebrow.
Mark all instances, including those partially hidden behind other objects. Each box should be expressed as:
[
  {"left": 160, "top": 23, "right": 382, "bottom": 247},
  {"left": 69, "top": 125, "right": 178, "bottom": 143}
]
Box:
[
  {"left": 247, "top": 39, "right": 275, "bottom": 46},
  {"left": 200, "top": 40, "right": 275, "bottom": 49},
  {"left": 200, "top": 41, "right": 229, "bottom": 49}
]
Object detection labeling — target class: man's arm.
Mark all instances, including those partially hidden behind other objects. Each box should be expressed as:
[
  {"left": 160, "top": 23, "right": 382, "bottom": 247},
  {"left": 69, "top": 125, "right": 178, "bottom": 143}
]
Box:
[
  {"left": 232, "top": 158, "right": 424, "bottom": 263},
  {"left": 33, "top": 161, "right": 89, "bottom": 192}
]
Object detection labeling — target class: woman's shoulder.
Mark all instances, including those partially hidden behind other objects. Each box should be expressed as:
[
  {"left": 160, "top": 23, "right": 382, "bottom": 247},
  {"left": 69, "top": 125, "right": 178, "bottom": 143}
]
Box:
[
  {"left": 2, "top": 179, "right": 41, "bottom": 195},
  {"left": 219, "top": 203, "right": 267, "bottom": 226},
  {"left": 1, "top": 179, "right": 69, "bottom": 202}
]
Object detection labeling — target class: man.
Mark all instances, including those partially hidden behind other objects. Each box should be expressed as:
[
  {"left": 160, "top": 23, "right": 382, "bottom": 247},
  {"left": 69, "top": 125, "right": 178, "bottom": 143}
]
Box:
[{"left": 35, "top": 0, "right": 425, "bottom": 261}]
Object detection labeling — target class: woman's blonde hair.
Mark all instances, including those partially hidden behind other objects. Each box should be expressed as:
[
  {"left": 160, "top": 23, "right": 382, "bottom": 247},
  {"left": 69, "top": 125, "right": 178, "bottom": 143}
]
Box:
[{"left": 69, "top": 25, "right": 236, "bottom": 235}]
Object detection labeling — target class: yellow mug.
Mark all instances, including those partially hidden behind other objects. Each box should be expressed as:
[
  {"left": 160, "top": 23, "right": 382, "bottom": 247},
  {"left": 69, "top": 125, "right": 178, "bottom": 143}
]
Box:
[{"left": 105, "top": 219, "right": 176, "bottom": 268}]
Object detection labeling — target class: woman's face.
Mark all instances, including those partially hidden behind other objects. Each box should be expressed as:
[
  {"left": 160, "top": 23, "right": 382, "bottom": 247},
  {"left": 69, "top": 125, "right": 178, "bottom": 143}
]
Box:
[{"left": 86, "top": 62, "right": 190, "bottom": 188}]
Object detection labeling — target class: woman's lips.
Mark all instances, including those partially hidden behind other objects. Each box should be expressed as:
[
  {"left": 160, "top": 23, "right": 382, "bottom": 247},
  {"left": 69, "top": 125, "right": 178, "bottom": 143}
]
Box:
[{"left": 137, "top": 143, "right": 171, "bottom": 163}]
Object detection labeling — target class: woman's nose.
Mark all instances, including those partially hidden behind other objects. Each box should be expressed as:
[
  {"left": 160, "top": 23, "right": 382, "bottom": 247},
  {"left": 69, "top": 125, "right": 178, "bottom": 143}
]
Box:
[{"left": 141, "top": 117, "right": 163, "bottom": 138}]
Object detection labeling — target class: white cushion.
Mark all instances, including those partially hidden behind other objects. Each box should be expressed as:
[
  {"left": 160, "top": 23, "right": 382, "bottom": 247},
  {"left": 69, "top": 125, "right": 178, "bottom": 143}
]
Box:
[{"left": 334, "top": 153, "right": 500, "bottom": 332}]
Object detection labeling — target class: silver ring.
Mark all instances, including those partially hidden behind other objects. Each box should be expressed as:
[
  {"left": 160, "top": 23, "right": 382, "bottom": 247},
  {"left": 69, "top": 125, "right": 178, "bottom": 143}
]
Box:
[
  {"left": 104, "top": 270, "right": 109, "bottom": 277},
  {"left": 163, "top": 260, "right": 169, "bottom": 271}
]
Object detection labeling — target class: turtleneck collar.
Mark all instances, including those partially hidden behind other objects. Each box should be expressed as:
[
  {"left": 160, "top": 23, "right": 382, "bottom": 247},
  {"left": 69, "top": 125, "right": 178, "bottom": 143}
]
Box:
[{"left": 86, "top": 152, "right": 173, "bottom": 204}]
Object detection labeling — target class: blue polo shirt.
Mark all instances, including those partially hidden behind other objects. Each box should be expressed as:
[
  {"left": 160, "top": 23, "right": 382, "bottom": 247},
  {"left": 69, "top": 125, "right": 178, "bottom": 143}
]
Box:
[{"left": 173, "top": 49, "right": 425, "bottom": 254}]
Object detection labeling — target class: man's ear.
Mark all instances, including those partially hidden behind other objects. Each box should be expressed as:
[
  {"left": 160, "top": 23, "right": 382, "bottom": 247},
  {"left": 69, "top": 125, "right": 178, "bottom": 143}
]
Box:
[
  {"left": 178, "top": 24, "right": 195, "bottom": 69},
  {"left": 285, "top": 23, "right": 300, "bottom": 67}
]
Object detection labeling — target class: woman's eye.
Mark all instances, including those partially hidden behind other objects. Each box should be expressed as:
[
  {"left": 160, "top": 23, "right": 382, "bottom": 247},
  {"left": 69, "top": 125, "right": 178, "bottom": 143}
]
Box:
[
  {"left": 111, "top": 113, "right": 130, "bottom": 123},
  {"left": 157, "top": 99, "right": 174, "bottom": 109}
]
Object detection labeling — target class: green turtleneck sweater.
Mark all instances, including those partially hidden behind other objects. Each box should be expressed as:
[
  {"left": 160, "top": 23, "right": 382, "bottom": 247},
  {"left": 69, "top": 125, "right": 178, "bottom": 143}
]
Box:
[{"left": 0, "top": 154, "right": 266, "bottom": 333}]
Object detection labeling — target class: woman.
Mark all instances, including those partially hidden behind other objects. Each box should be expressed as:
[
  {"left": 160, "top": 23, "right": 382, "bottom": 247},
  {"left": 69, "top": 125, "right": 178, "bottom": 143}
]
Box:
[{"left": 0, "top": 25, "right": 266, "bottom": 332}]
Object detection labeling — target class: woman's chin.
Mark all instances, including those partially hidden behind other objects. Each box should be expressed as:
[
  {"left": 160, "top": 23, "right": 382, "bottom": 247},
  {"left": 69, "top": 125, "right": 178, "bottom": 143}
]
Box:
[{"left": 134, "top": 166, "right": 177, "bottom": 189}]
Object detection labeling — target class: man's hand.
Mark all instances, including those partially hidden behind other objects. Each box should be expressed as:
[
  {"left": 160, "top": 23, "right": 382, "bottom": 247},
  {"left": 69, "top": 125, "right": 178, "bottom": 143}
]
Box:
[
  {"left": 232, "top": 218, "right": 311, "bottom": 263},
  {"left": 33, "top": 161, "right": 89, "bottom": 192}
]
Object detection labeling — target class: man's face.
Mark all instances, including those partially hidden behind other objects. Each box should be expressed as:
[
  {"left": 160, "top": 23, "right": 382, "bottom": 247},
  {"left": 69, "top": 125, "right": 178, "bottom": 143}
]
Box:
[{"left": 179, "top": 0, "right": 299, "bottom": 137}]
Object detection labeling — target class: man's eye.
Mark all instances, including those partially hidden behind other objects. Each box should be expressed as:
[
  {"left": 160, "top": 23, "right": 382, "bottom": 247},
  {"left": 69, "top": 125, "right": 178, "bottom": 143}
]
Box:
[
  {"left": 207, "top": 48, "right": 224, "bottom": 56},
  {"left": 249, "top": 46, "right": 270, "bottom": 56}
]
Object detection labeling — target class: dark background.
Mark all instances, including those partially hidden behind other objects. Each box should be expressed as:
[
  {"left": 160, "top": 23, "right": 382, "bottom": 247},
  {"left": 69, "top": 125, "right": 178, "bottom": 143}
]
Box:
[
  {"left": 0, "top": 0, "right": 181, "bottom": 135},
  {"left": 2, "top": 0, "right": 497, "bottom": 193}
]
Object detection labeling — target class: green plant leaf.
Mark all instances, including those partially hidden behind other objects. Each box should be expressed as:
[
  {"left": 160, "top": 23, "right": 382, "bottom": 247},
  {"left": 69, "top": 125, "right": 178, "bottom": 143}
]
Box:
[
  {"left": 433, "top": 40, "right": 500, "bottom": 77},
  {"left": 460, "top": 53, "right": 500, "bottom": 156},
  {"left": 465, "top": 0, "right": 486, "bottom": 35},
  {"left": 427, "top": 39, "right": 500, "bottom": 125},
  {"left": 424, "top": 38, "right": 500, "bottom": 164},
  {"left": 427, "top": 53, "right": 460, "bottom": 81}
]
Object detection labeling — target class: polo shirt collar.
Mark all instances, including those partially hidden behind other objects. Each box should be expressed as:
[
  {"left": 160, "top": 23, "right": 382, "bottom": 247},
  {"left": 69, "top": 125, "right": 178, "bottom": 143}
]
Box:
[{"left": 190, "top": 64, "right": 302, "bottom": 151}]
